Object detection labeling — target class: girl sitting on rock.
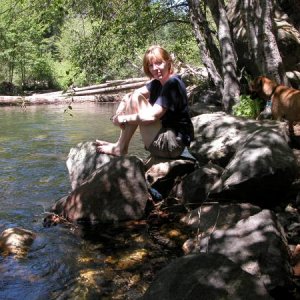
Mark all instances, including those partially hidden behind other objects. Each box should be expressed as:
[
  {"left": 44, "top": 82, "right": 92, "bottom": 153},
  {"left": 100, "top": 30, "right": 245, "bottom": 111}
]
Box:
[{"left": 96, "top": 45, "right": 194, "bottom": 158}]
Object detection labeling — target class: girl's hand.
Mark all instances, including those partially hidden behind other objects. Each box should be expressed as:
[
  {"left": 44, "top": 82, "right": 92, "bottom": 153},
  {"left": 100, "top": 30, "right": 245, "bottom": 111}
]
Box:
[{"left": 110, "top": 115, "right": 126, "bottom": 129}]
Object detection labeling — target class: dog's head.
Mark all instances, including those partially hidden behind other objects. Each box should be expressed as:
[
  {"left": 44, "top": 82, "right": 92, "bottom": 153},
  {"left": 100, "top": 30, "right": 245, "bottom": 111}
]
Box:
[{"left": 249, "top": 76, "right": 278, "bottom": 100}]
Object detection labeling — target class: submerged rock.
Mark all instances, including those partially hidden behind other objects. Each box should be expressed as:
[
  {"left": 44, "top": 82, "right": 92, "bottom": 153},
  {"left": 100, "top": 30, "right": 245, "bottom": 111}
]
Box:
[{"left": 0, "top": 227, "right": 36, "bottom": 258}]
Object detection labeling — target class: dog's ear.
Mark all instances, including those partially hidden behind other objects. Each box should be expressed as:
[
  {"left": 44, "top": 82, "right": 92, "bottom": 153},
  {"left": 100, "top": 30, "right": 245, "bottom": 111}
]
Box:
[{"left": 260, "top": 76, "right": 276, "bottom": 96}]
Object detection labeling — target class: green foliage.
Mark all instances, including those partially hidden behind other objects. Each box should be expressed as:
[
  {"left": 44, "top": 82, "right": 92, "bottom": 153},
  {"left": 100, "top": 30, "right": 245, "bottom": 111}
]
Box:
[
  {"left": 0, "top": 0, "right": 200, "bottom": 91},
  {"left": 0, "top": 0, "right": 66, "bottom": 90},
  {"left": 25, "top": 56, "right": 58, "bottom": 89},
  {"left": 232, "top": 95, "right": 264, "bottom": 119},
  {"left": 54, "top": 62, "right": 88, "bottom": 90},
  {"left": 55, "top": 0, "right": 200, "bottom": 85}
]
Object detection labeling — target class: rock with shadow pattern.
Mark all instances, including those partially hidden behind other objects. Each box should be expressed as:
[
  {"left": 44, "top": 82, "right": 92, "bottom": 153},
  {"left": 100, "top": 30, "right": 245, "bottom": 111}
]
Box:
[
  {"left": 181, "top": 208, "right": 293, "bottom": 297},
  {"left": 0, "top": 227, "right": 36, "bottom": 258},
  {"left": 52, "top": 156, "right": 149, "bottom": 223},
  {"left": 142, "top": 252, "right": 272, "bottom": 300},
  {"left": 66, "top": 141, "right": 111, "bottom": 190},
  {"left": 188, "top": 113, "right": 297, "bottom": 208}
]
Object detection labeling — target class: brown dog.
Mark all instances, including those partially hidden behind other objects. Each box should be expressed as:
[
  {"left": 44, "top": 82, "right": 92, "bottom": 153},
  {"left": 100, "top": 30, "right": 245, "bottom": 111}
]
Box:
[{"left": 250, "top": 76, "right": 300, "bottom": 133}]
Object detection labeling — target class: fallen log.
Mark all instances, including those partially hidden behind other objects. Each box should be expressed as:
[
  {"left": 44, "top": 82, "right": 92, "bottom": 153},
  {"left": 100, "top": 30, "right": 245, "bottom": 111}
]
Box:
[
  {"left": 70, "top": 77, "right": 148, "bottom": 93},
  {"left": 68, "top": 81, "right": 148, "bottom": 96},
  {"left": 0, "top": 77, "right": 148, "bottom": 106}
]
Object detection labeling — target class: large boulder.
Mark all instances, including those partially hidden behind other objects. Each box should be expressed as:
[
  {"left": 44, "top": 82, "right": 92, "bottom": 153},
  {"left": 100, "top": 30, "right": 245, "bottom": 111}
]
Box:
[
  {"left": 190, "top": 112, "right": 290, "bottom": 166},
  {"left": 52, "top": 156, "right": 149, "bottom": 223},
  {"left": 210, "top": 127, "right": 297, "bottom": 206},
  {"left": 188, "top": 113, "right": 297, "bottom": 207},
  {"left": 190, "top": 112, "right": 243, "bottom": 166},
  {"left": 181, "top": 207, "right": 293, "bottom": 295},
  {"left": 181, "top": 203, "right": 262, "bottom": 237},
  {"left": 142, "top": 253, "right": 272, "bottom": 300},
  {"left": 66, "top": 141, "right": 111, "bottom": 190}
]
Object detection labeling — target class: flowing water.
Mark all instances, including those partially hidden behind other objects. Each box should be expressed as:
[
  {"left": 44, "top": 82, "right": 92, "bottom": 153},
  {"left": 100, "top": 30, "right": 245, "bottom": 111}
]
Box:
[{"left": 0, "top": 103, "right": 182, "bottom": 299}]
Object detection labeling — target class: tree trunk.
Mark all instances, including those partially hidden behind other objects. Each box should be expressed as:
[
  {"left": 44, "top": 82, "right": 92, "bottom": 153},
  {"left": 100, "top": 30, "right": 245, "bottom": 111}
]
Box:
[
  {"left": 207, "top": 0, "right": 240, "bottom": 112},
  {"left": 8, "top": 63, "right": 14, "bottom": 83},
  {"left": 241, "top": 0, "right": 259, "bottom": 70},
  {"left": 258, "top": 0, "right": 289, "bottom": 85},
  {"left": 227, "top": 0, "right": 295, "bottom": 86},
  {"left": 187, "top": 0, "right": 223, "bottom": 98},
  {"left": 71, "top": 77, "right": 148, "bottom": 93},
  {"left": 20, "top": 58, "right": 26, "bottom": 89},
  {"left": 197, "top": 1, "right": 223, "bottom": 75}
]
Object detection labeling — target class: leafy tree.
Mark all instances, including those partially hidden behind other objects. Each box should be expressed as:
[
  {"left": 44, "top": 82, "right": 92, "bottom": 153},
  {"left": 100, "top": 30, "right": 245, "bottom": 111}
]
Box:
[
  {"left": 55, "top": 0, "right": 200, "bottom": 87},
  {"left": 0, "top": 0, "right": 65, "bottom": 89},
  {"left": 2, "top": 0, "right": 298, "bottom": 109}
]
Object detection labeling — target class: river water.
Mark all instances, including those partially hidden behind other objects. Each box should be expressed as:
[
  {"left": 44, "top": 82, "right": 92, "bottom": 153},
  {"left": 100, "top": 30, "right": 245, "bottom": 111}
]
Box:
[{"left": 0, "top": 103, "right": 179, "bottom": 299}]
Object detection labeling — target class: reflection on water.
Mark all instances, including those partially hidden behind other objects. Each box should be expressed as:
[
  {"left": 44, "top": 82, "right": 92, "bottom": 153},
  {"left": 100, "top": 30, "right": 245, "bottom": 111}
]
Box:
[{"left": 0, "top": 103, "right": 166, "bottom": 299}]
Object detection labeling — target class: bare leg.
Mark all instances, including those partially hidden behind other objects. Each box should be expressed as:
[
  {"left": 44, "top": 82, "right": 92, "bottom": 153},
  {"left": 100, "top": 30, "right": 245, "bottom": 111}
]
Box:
[
  {"left": 96, "top": 93, "right": 138, "bottom": 155},
  {"left": 136, "top": 95, "right": 161, "bottom": 148},
  {"left": 95, "top": 139, "right": 109, "bottom": 146},
  {"left": 95, "top": 94, "right": 131, "bottom": 147},
  {"left": 96, "top": 92, "right": 161, "bottom": 155},
  {"left": 115, "top": 93, "right": 131, "bottom": 115}
]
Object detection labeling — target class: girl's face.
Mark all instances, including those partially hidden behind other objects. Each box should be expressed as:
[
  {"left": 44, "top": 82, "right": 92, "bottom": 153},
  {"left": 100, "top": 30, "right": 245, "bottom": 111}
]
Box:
[{"left": 148, "top": 57, "right": 171, "bottom": 84}]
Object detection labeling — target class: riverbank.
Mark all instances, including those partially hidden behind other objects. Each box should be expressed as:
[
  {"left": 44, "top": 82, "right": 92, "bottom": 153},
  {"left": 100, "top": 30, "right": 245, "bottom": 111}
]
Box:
[
  {"left": 0, "top": 77, "right": 148, "bottom": 106},
  {"left": 0, "top": 93, "right": 123, "bottom": 106}
]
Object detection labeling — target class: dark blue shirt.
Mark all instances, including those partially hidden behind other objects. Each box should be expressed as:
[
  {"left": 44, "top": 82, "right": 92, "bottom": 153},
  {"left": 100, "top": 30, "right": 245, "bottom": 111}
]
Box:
[{"left": 146, "top": 75, "right": 194, "bottom": 146}]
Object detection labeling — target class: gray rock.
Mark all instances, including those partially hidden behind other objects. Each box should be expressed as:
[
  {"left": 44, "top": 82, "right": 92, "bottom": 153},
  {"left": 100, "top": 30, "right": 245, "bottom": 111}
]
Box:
[
  {"left": 182, "top": 162, "right": 224, "bottom": 205},
  {"left": 181, "top": 203, "right": 261, "bottom": 235},
  {"left": 0, "top": 227, "right": 36, "bottom": 258},
  {"left": 211, "top": 127, "right": 297, "bottom": 206},
  {"left": 52, "top": 156, "right": 149, "bottom": 223},
  {"left": 190, "top": 113, "right": 290, "bottom": 166},
  {"left": 183, "top": 209, "right": 293, "bottom": 293},
  {"left": 66, "top": 141, "right": 111, "bottom": 190},
  {"left": 189, "top": 113, "right": 297, "bottom": 207},
  {"left": 145, "top": 156, "right": 196, "bottom": 199},
  {"left": 142, "top": 253, "right": 272, "bottom": 300},
  {"left": 190, "top": 102, "right": 223, "bottom": 116}
]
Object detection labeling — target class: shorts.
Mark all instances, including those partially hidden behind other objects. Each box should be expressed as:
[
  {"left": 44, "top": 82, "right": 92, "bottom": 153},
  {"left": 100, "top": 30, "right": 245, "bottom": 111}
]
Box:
[{"left": 146, "top": 128, "right": 185, "bottom": 159}]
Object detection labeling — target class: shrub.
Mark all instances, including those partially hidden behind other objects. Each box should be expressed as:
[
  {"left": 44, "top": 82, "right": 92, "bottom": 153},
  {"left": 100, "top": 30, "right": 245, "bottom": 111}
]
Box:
[
  {"left": 232, "top": 94, "right": 264, "bottom": 119},
  {"left": 24, "top": 57, "right": 58, "bottom": 90}
]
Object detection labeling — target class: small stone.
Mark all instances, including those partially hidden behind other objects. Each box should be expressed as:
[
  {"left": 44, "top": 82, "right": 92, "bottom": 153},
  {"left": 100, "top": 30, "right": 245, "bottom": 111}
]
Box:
[{"left": 0, "top": 227, "right": 36, "bottom": 258}]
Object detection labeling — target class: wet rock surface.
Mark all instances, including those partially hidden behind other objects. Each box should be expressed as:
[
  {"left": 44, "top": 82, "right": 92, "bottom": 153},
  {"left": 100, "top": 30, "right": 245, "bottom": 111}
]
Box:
[{"left": 0, "top": 227, "right": 36, "bottom": 258}]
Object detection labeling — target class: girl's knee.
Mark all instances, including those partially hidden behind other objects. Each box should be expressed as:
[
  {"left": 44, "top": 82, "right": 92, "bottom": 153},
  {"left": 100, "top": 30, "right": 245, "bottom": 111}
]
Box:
[
  {"left": 131, "top": 92, "right": 145, "bottom": 103},
  {"left": 130, "top": 92, "right": 150, "bottom": 111}
]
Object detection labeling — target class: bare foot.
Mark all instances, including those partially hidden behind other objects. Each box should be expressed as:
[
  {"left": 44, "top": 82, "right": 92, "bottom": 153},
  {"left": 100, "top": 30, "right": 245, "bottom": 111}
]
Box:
[
  {"left": 96, "top": 142, "right": 125, "bottom": 156},
  {"left": 95, "top": 139, "right": 110, "bottom": 146}
]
